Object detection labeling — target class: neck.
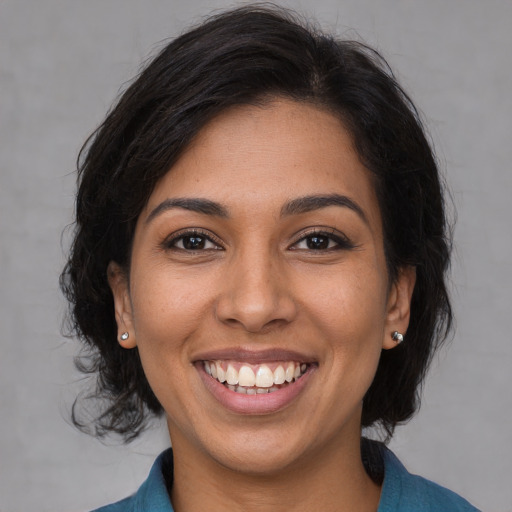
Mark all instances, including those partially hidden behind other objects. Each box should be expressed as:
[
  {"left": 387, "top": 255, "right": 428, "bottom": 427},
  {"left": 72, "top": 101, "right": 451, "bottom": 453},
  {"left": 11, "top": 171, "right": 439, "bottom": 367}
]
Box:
[{"left": 168, "top": 429, "right": 381, "bottom": 512}]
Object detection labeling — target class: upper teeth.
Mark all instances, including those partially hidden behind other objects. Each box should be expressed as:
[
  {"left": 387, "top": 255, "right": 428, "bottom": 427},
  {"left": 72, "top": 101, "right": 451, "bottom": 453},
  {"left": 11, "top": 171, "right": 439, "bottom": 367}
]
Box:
[{"left": 204, "top": 361, "right": 307, "bottom": 388}]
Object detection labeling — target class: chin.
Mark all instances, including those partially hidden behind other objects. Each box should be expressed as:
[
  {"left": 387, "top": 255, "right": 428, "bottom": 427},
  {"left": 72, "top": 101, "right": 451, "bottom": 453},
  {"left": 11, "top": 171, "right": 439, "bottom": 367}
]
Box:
[
  {"left": 194, "top": 422, "right": 318, "bottom": 478},
  {"left": 214, "top": 442, "right": 308, "bottom": 477}
]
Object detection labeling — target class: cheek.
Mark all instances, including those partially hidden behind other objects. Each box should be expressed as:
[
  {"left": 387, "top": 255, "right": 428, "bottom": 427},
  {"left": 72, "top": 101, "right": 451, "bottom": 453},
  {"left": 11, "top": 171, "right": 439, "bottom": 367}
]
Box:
[
  {"left": 128, "top": 273, "right": 209, "bottom": 406},
  {"left": 128, "top": 271, "right": 215, "bottom": 393},
  {"left": 301, "top": 262, "right": 388, "bottom": 333},
  {"left": 301, "top": 264, "right": 388, "bottom": 381},
  {"left": 131, "top": 265, "right": 214, "bottom": 333}
]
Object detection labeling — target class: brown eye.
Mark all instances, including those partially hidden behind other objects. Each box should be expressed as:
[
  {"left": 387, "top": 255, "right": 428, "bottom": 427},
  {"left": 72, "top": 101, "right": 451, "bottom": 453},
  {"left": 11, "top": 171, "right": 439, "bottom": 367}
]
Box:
[
  {"left": 291, "top": 229, "right": 355, "bottom": 251},
  {"left": 181, "top": 235, "right": 207, "bottom": 250},
  {"left": 165, "top": 230, "right": 222, "bottom": 251},
  {"left": 305, "top": 235, "right": 330, "bottom": 250}
]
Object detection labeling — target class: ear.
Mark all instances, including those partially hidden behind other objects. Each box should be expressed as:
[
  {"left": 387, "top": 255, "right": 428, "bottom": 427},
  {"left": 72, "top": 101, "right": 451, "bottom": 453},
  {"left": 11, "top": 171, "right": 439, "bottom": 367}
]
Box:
[
  {"left": 382, "top": 266, "right": 416, "bottom": 350},
  {"left": 107, "top": 261, "right": 137, "bottom": 349}
]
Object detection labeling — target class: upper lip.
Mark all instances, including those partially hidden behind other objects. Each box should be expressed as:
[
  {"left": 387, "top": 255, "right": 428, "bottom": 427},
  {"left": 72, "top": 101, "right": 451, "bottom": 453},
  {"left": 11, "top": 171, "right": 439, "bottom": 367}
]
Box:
[{"left": 193, "top": 347, "right": 316, "bottom": 364}]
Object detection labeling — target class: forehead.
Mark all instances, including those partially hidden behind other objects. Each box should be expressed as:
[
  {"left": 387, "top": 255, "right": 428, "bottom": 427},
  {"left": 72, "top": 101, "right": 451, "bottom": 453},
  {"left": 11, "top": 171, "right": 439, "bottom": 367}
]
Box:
[{"left": 142, "top": 99, "right": 380, "bottom": 226}]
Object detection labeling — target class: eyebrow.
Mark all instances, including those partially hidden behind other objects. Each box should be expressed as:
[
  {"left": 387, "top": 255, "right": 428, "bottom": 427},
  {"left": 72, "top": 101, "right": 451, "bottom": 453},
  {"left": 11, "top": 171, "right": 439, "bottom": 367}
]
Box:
[
  {"left": 145, "top": 193, "right": 368, "bottom": 225},
  {"left": 145, "top": 198, "right": 229, "bottom": 224},
  {"left": 281, "top": 194, "right": 368, "bottom": 224}
]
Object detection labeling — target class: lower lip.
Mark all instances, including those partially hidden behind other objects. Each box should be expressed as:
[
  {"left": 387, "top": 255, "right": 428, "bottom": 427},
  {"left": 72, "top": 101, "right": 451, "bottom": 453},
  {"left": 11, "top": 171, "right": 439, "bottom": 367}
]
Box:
[{"left": 197, "top": 363, "right": 314, "bottom": 415}]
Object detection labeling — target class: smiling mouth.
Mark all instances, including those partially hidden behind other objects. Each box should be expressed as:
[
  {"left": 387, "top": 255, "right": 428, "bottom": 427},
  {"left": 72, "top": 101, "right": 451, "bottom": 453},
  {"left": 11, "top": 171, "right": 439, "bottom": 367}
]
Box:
[{"left": 204, "top": 360, "right": 310, "bottom": 395}]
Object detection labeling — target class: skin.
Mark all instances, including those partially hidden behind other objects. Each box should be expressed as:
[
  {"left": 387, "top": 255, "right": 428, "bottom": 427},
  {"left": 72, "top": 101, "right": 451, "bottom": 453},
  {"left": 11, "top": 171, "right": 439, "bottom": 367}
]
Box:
[{"left": 109, "top": 99, "right": 415, "bottom": 512}]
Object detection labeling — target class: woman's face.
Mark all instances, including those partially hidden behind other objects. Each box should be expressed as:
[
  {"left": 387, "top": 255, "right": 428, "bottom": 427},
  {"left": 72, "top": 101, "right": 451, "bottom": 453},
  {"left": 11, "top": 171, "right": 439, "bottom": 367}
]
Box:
[{"left": 110, "top": 99, "right": 414, "bottom": 474}]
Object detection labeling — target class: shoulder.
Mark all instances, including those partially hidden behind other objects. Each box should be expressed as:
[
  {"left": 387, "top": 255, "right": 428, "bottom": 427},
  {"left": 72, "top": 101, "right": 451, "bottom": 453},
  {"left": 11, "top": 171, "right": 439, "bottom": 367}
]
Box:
[
  {"left": 379, "top": 445, "right": 481, "bottom": 512},
  {"left": 90, "top": 449, "right": 175, "bottom": 512}
]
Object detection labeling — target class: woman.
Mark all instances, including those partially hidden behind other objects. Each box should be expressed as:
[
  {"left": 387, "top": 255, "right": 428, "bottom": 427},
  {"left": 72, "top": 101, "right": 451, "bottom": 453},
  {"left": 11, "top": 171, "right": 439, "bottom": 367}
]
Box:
[{"left": 61, "top": 5, "right": 479, "bottom": 511}]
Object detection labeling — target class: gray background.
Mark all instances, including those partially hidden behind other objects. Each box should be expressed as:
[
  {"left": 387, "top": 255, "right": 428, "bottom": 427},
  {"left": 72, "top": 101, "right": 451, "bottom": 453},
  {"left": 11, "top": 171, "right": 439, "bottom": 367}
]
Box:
[{"left": 1, "top": 1, "right": 511, "bottom": 511}]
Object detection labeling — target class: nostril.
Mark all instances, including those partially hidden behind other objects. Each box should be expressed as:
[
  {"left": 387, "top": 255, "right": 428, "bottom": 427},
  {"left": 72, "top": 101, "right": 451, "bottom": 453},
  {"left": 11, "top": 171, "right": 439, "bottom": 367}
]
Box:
[
  {"left": 216, "top": 295, "right": 298, "bottom": 333},
  {"left": 223, "top": 317, "right": 291, "bottom": 335}
]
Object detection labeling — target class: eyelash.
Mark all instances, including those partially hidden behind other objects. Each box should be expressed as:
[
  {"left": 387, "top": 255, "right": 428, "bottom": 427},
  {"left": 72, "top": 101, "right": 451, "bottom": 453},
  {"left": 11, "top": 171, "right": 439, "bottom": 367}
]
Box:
[
  {"left": 290, "top": 229, "right": 355, "bottom": 252},
  {"left": 163, "top": 228, "right": 355, "bottom": 253},
  {"left": 163, "top": 229, "right": 223, "bottom": 252}
]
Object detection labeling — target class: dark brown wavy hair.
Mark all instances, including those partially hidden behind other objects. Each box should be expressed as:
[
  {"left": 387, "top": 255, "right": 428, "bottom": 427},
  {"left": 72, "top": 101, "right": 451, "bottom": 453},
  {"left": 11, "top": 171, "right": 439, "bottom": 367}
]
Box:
[{"left": 61, "top": 5, "right": 452, "bottom": 442}]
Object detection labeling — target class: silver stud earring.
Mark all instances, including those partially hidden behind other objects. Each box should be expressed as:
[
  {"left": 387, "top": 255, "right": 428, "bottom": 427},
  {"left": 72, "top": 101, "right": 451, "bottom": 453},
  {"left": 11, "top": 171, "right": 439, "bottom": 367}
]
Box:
[
  {"left": 120, "top": 332, "right": 129, "bottom": 341},
  {"left": 392, "top": 331, "right": 403, "bottom": 344}
]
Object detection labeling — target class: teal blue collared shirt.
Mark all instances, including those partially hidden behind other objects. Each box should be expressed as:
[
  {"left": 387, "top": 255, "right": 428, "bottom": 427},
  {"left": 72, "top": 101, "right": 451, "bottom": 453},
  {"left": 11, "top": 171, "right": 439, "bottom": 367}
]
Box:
[{"left": 93, "top": 444, "right": 480, "bottom": 511}]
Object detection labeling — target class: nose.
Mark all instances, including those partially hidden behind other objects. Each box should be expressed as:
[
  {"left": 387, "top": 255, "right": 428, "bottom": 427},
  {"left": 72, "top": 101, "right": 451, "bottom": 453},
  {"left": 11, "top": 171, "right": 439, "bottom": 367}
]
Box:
[{"left": 215, "top": 248, "right": 298, "bottom": 333}]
